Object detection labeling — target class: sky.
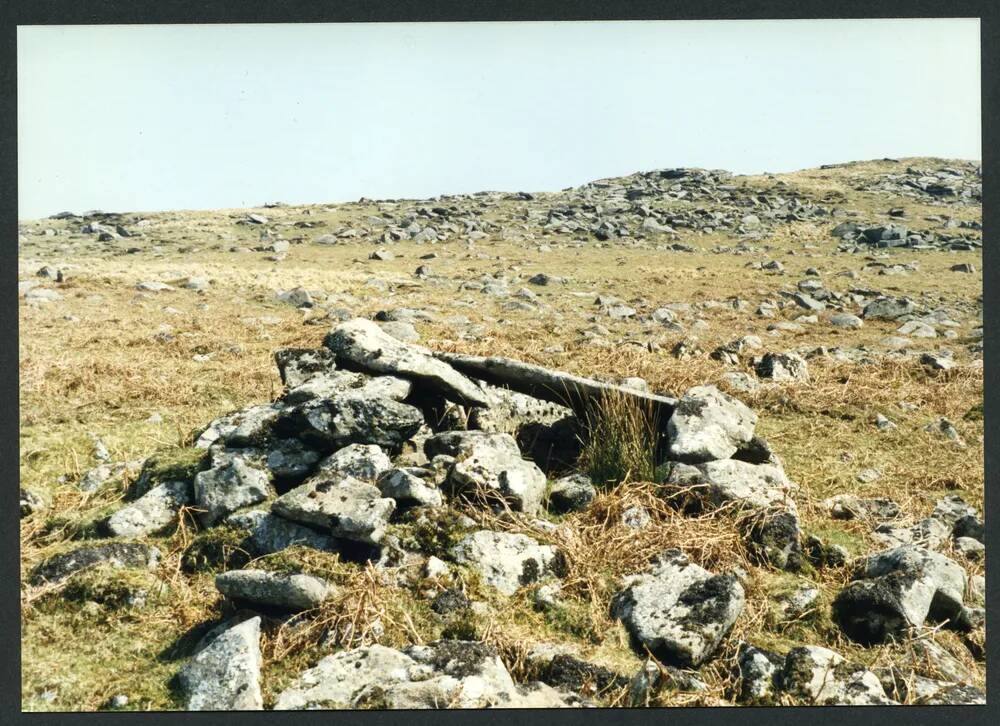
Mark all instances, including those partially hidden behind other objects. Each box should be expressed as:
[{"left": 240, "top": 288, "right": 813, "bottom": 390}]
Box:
[{"left": 17, "top": 19, "right": 981, "bottom": 219}]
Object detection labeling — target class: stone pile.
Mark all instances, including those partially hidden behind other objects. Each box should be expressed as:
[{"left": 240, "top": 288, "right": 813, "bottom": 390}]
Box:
[{"left": 26, "top": 315, "right": 984, "bottom": 708}]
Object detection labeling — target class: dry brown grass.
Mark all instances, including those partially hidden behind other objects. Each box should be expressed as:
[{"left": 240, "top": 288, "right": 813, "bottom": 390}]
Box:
[{"left": 18, "top": 156, "right": 983, "bottom": 709}]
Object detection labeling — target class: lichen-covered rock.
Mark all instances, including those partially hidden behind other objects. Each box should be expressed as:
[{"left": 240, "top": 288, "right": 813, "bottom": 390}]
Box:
[
  {"left": 195, "top": 403, "right": 285, "bottom": 449},
  {"left": 667, "top": 385, "right": 757, "bottom": 463},
  {"left": 226, "top": 510, "right": 337, "bottom": 555},
  {"left": 316, "top": 443, "right": 393, "bottom": 481},
  {"left": 177, "top": 616, "right": 263, "bottom": 710},
  {"left": 324, "top": 318, "right": 490, "bottom": 407},
  {"left": 106, "top": 480, "right": 191, "bottom": 537},
  {"left": 778, "top": 646, "right": 895, "bottom": 705},
  {"left": 274, "top": 347, "right": 337, "bottom": 387},
  {"left": 424, "top": 430, "right": 515, "bottom": 459},
  {"left": 665, "top": 459, "right": 798, "bottom": 515},
  {"left": 275, "top": 641, "right": 529, "bottom": 710},
  {"left": 930, "top": 494, "right": 978, "bottom": 530},
  {"left": 271, "top": 474, "right": 395, "bottom": 544},
  {"left": 451, "top": 530, "right": 564, "bottom": 595},
  {"left": 376, "top": 468, "right": 444, "bottom": 507},
  {"left": 627, "top": 658, "right": 709, "bottom": 706},
  {"left": 755, "top": 352, "right": 809, "bottom": 381},
  {"left": 735, "top": 643, "right": 783, "bottom": 702},
  {"left": 31, "top": 542, "right": 161, "bottom": 586},
  {"left": 863, "top": 297, "right": 917, "bottom": 320},
  {"left": 215, "top": 569, "right": 332, "bottom": 610},
  {"left": 824, "top": 494, "right": 900, "bottom": 521},
  {"left": 193, "top": 459, "right": 272, "bottom": 527},
  {"left": 275, "top": 644, "right": 424, "bottom": 709},
  {"left": 803, "top": 535, "right": 849, "bottom": 569},
  {"left": 208, "top": 440, "right": 322, "bottom": 483},
  {"left": 536, "top": 653, "right": 629, "bottom": 699},
  {"left": 446, "top": 433, "right": 547, "bottom": 514},
  {"left": 546, "top": 473, "right": 597, "bottom": 514},
  {"left": 744, "top": 508, "right": 802, "bottom": 570},
  {"left": 610, "top": 549, "right": 745, "bottom": 667},
  {"left": 404, "top": 640, "right": 519, "bottom": 707},
  {"left": 280, "top": 370, "right": 412, "bottom": 406},
  {"left": 773, "top": 584, "right": 821, "bottom": 621},
  {"left": 909, "top": 680, "right": 986, "bottom": 705},
  {"left": 832, "top": 545, "right": 969, "bottom": 644},
  {"left": 468, "top": 385, "right": 573, "bottom": 436},
  {"left": 871, "top": 516, "right": 951, "bottom": 550},
  {"left": 276, "top": 394, "right": 424, "bottom": 453}
]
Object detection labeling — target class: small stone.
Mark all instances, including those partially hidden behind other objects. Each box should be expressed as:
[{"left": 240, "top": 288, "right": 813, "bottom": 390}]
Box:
[{"left": 215, "top": 569, "right": 332, "bottom": 610}]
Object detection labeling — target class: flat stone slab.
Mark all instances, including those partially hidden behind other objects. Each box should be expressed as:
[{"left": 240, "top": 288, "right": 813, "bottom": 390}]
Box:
[
  {"left": 432, "top": 351, "right": 677, "bottom": 423},
  {"left": 271, "top": 475, "right": 395, "bottom": 544},
  {"left": 324, "top": 318, "right": 490, "bottom": 407}
]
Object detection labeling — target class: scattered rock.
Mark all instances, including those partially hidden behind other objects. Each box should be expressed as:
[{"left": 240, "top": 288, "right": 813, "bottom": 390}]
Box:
[
  {"left": 611, "top": 549, "right": 745, "bottom": 667},
  {"left": 177, "top": 616, "right": 263, "bottom": 710},
  {"left": 451, "top": 530, "right": 564, "bottom": 596},
  {"left": 215, "top": 569, "right": 332, "bottom": 610},
  {"left": 31, "top": 542, "right": 160, "bottom": 586}
]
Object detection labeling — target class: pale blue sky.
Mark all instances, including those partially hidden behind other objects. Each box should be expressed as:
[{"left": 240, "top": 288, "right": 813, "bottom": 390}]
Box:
[{"left": 17, "top": 19, "right": 981, "bottom": 219}]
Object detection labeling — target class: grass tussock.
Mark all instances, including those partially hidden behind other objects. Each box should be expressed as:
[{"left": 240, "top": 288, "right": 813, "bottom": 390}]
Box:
[{"left": 577, "top": 392, "right": 662, "bottom": 488}]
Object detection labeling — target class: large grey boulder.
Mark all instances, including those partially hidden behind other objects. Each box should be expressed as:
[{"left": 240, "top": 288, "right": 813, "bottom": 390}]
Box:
[
  {"left": 446, "top": 433, "right": 547, "bottom": 514},
  {"left": 276, "top": 394, "right": 424, "bottom": 452},
  {"left": 215, "top": 569, "right": 332, "bottom": 610},
  {"left": 665, "top": 459, "right": 798, "bottom": 515},
  {"left": 177, "top": 616, "right": 263, "bottom": 710},
  {"left": 324, "top": 318, "right": 489, "bottom": 407},
  {"left": 107, "top": 480, "right": 191, "bottom": 537},
  {"left": 451, "top": 530, "right": 564, "bottom": 595},
  {"left": 667, "top": 385, "right": 757, "bottom": 463},
  {"left": 778, "top": 646, "right": 895, "bottom": 705},
  {"left": 610, "top": 549, "right": 744, "bottom": 667},
  {"left": 193, "top": 459, "right": 272, "bottom": 527},
  {"left": 271, "top": 475, "right": 395, "bottom": 544},
  {"left": 832, "top": 545, "right": 969, "bottom": 644}
]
